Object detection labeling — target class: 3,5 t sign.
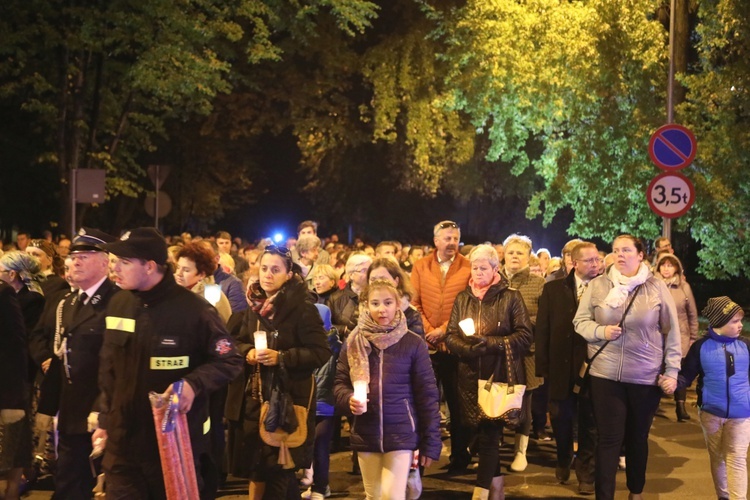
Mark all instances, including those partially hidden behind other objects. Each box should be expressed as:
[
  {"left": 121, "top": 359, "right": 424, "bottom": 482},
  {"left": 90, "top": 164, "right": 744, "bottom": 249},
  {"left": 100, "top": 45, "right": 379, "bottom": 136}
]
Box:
[{"left": 646, "top": 172, "right": 695, "bottom": 219}]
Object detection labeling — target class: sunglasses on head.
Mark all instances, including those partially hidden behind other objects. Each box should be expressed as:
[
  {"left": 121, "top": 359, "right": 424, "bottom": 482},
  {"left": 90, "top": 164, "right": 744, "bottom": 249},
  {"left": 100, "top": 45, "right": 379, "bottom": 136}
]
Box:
[
  {"left": 263, "top": 245, "right": 292, "bottom": 258},
  {"left": 438, "top": 221, "right": 459, "bottom": 230}
]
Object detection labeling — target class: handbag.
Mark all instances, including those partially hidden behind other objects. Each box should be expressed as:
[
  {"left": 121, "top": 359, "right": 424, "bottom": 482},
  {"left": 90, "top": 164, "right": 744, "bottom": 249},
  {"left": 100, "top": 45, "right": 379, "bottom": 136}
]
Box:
[
  {"left": 257, "top": 361, "right": 314, "bottom": 469},
  {"left": 477, "top": 337, "right": 525, "bottom": 426},
  {"left": 573, "top": 284, "right": 643, "bottom": 395}
]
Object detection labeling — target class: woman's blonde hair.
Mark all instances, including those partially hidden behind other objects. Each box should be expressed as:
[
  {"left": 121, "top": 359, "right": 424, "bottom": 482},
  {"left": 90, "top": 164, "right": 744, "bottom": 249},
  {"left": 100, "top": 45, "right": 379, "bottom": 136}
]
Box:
[
  {"left": 502, "top": 234, "right": 533, "bottom": 255},
  {"left": 312, "top": 264, "right": 339, "bottom": 283}
]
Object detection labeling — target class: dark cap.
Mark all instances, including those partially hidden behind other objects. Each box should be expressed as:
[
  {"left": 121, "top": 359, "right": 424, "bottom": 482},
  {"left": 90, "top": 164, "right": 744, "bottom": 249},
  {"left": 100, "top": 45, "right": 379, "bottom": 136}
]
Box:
[
  {"left": 702, "top": 296, "right": 743, "bottom": 329},
  {"left": 70, "top": 227, "right": 116, "bottom": 253},
  {"left": 102, "top": 227, "right": 168, "bottom": 265}
]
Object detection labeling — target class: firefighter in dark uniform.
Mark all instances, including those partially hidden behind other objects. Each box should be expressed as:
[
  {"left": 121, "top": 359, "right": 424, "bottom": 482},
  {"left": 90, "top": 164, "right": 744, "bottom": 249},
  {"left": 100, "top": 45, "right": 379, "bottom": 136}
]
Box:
[
  {"left": 36, "top": 228, "right": 119, "bottom": 499},
  {"left": 94, "top": 227, "right": 243, "bottom": 499}
]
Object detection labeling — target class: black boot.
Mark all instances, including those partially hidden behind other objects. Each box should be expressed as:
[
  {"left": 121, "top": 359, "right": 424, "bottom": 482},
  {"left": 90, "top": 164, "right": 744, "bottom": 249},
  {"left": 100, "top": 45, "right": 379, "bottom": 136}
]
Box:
[{"left": 676, "top": 401, "right": 691, "bottom": 422}]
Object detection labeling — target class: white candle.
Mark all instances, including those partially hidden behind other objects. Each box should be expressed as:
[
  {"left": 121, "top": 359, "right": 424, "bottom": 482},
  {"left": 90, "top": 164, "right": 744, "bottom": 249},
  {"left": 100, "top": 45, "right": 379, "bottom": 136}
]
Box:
[
  {"left": 254, "top": 331, "right": 268, "bottom": 353},
  {"left": 459, "top": 318, "right": 476, "bottom": 336},
  {"left": 353, "top": 380, "right": 368, "bottom": 413}
]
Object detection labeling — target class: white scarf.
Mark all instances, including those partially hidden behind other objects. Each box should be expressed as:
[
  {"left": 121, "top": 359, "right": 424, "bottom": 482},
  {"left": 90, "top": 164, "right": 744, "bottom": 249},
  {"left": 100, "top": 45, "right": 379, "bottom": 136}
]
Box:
[{"left": 604, "top": 262, "right": 650, "bottom": 308}]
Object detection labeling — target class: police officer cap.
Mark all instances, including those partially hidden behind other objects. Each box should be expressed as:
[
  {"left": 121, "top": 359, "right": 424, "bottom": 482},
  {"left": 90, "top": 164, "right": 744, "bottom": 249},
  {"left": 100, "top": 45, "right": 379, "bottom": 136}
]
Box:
[
  {"left": 70, "top": 227, "right": 116, "bottom": 253},
  {"left": 102, "top": 227, "right": 168, "bottom": 265}
]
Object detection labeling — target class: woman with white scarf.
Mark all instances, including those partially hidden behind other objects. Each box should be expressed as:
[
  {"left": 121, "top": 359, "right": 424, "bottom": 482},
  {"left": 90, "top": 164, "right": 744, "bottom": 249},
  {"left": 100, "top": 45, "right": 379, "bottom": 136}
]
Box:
[{"left": 573, "top": 234, "right": 682, "bottom": 500}]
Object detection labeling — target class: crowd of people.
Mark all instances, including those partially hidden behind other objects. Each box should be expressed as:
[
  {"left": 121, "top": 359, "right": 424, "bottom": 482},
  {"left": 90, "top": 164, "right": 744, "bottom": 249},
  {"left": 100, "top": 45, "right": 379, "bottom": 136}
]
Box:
[{"left": 0, "top": 221, "right": 747, "bottom": 500}]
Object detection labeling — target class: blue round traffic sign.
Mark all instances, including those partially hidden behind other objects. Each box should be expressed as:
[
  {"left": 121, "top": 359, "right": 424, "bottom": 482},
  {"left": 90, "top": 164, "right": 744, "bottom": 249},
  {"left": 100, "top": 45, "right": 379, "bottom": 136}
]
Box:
[{"left": 648, "top": 124, "right": 697, "bottom": 171}]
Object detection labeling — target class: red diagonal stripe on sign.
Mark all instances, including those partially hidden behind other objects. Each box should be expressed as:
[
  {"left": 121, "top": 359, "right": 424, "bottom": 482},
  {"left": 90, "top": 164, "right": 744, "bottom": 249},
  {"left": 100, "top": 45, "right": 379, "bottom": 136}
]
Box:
[{"left": 656, "top": 132, "right": 690, "bottom": 162}]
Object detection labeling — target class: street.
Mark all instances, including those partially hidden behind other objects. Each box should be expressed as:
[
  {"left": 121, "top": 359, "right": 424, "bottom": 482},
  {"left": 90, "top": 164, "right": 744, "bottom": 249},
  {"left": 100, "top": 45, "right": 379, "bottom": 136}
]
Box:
[{"left": 20, "top": 396, "right": 741, "bottom": 499}]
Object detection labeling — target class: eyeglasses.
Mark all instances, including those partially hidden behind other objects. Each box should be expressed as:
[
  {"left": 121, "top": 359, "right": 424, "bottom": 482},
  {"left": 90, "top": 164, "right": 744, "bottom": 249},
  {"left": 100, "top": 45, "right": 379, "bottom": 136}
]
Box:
[
  {"left": 263, "top": 245, "right": 292, "bottom": 258},
  {"left": 438, "top": 221, "right": 459, "bottom": 230},
  {"left": 577, "top": 258, "right": 600, "bottom": 265}
]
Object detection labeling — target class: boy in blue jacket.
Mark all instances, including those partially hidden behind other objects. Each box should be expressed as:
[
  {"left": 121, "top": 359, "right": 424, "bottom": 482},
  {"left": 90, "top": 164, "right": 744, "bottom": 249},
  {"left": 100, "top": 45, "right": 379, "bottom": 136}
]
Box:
[{"left": 666, "top": 296, "right": 748, "bottom": 500}]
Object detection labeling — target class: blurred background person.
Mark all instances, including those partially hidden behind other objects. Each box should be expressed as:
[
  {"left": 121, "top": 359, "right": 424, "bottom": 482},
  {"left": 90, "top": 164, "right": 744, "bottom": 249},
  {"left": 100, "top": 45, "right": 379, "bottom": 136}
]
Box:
[
  {"left": 535, "top": 249, "right": 551, "bottom": 276},
  {"left": 366, "top": 257, "right": 424, "bottom": 337},
  {"left": 24, "top": 240, "right": 66, "bottom": 297},
  {"left": 0, "top": 252, "right": 45, "bottom": 333},
  {"left": 500, "top": 234, "right": 547, "bottom": 472},
  {"left": 329, "top": 254, "right": 372, "bottom": 337},
  {"left": 175, "top": 243, "right": 232, "bottom": 323},
  {"left": 546, "top": 257, "right": 562, "bottom": 278},
  {"left": 310, "top": 264, "right": 339, "bottom": 305}
]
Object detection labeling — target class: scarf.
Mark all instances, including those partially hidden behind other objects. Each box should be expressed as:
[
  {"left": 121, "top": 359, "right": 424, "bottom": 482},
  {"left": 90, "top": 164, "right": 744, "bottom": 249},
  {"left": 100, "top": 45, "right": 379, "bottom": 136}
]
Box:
[
  {"left": 346, "top": 308, "right": 408, "bottom": 388},
  {"left": 469, "top": 273, "right": 502, "bottom": 301},
  {"left": 604, "top": 262, "right": 651, "bottom": 308},
  {"left": 663, "top": 275, "right": 679, "bottom": 287},
  {"left": 247, "top": 279, "right": 280, "bottom": 320}
]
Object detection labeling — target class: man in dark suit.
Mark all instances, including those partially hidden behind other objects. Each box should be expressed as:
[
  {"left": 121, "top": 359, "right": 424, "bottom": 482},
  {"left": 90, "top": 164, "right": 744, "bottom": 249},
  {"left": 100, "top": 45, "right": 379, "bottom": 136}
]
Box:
[
  {"left": 536, "top": 241, "right": 600, "bottom": 495},
  {"left": 39, "top": 228, "right": 119, "bottom": 499}
]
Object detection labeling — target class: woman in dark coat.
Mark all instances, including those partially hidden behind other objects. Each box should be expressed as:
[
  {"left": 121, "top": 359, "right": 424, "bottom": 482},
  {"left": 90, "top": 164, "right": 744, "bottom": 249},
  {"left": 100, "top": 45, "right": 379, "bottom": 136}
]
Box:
[
  {"left": 238, "top": 245, "right": 330, "bottom": 500},
  {"left": 445, "top": 245, "right": 533, "bottom": 500},
  {"left": 0, "top": 281, "right": 30, "bottom": 500},
  {"left": 328, "top": 254, "right": 372, "bottom": 337},
  {"left": 334, "top": 279, "right": 441, "bottom": 500}
]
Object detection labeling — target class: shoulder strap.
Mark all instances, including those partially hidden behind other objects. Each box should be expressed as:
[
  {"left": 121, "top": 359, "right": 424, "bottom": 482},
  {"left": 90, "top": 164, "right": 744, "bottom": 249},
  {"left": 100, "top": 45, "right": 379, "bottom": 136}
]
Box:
[
  {"left": 503, "top": 337, "right": 515, "bottom": 386},
  {"left": 587, "top": 283, "right": 644, "bottom": 365}
]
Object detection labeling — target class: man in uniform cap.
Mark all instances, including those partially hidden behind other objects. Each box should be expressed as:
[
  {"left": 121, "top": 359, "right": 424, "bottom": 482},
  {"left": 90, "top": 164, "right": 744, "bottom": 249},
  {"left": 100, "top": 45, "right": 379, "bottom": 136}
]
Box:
[
  {"left": 34, "top": 227, "right": 119, "bottom": 499},
  {"left": 94, "top": 227, "right": 242, "bottom": 499}
]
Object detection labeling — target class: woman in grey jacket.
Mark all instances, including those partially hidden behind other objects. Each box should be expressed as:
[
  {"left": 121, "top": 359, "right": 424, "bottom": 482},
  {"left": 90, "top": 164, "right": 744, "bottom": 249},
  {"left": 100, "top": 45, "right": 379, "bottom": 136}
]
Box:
[{"left": 573, "top": 234, "right": 681, "bottom": 500}]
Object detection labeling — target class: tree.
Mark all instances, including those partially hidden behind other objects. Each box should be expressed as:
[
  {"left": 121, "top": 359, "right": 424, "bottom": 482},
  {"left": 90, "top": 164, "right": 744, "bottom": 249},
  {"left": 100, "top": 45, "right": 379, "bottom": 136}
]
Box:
[
  {"left": 425, "top": 0, "right": 749, "bottom": 277},
  {"left": 0, "top": 0, "right": 378, "bottom": 233},
  {"left": 678, "top": 0, "right": 750, "bottom": 278}
]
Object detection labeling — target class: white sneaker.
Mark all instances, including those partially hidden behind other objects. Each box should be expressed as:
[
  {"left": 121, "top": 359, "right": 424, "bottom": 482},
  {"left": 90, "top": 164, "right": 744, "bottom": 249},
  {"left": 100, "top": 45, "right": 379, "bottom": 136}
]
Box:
[{"left": 302, "top": 486, "right": 331, "bottom": 499}]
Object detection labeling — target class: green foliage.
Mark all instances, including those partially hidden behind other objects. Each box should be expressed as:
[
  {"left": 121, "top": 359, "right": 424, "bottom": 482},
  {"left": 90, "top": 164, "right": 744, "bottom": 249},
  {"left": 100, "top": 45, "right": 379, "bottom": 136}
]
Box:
[
  {"left": 677, "top": 0, "right": 750, "bottom": 278},
  {"left": 0, "top": 0, "right": 378, "bottom": 229},
  {"left": 438, "top": 0, "right": 669, "bottom": 241}
]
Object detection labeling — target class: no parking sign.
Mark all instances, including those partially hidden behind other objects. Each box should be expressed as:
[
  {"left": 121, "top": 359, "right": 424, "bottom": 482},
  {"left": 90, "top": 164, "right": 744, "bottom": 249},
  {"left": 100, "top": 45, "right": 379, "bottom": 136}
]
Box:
[{"left": 648, "top": 124, "right": 697, "bottom": 171}]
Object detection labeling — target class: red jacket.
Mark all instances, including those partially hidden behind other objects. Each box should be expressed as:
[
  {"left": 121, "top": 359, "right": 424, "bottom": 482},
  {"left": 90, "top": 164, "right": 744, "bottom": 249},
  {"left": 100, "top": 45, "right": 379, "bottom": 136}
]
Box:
[{"left": 411, "top": 252, "right": 471, "bottom": 333}]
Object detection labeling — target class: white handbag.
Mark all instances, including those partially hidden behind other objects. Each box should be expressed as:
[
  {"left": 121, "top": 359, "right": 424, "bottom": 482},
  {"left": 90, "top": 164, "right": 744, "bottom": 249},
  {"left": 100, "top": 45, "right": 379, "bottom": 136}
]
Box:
[{"left": 477, "top": 337, "right": 525, "bottom": 425}]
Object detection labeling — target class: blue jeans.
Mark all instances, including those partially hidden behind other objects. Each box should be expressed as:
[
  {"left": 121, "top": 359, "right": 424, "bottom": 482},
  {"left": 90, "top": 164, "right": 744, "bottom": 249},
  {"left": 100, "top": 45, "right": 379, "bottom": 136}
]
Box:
[{"left": 312, "top": 416, "right": 335, "bottom": 494}]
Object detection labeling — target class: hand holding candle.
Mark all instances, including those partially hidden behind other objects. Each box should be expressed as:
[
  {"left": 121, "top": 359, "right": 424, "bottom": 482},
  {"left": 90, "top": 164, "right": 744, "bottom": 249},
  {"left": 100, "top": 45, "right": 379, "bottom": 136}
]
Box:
[
  {"left": 253, "top": 331, "right": 268, "bottom": 353},
  {"left": 352, "top": 380, "right": 368, "bottom": 414}
]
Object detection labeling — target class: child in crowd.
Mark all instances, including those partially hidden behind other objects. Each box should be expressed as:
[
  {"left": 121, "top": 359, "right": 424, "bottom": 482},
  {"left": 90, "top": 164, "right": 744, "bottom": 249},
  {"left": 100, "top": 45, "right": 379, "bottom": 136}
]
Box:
[
  {"left": 334, "top": 279, "right": 441, "bottom": 500},
  {"left": 669, "top": 296, "right": 748, "bottom": 500}
]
